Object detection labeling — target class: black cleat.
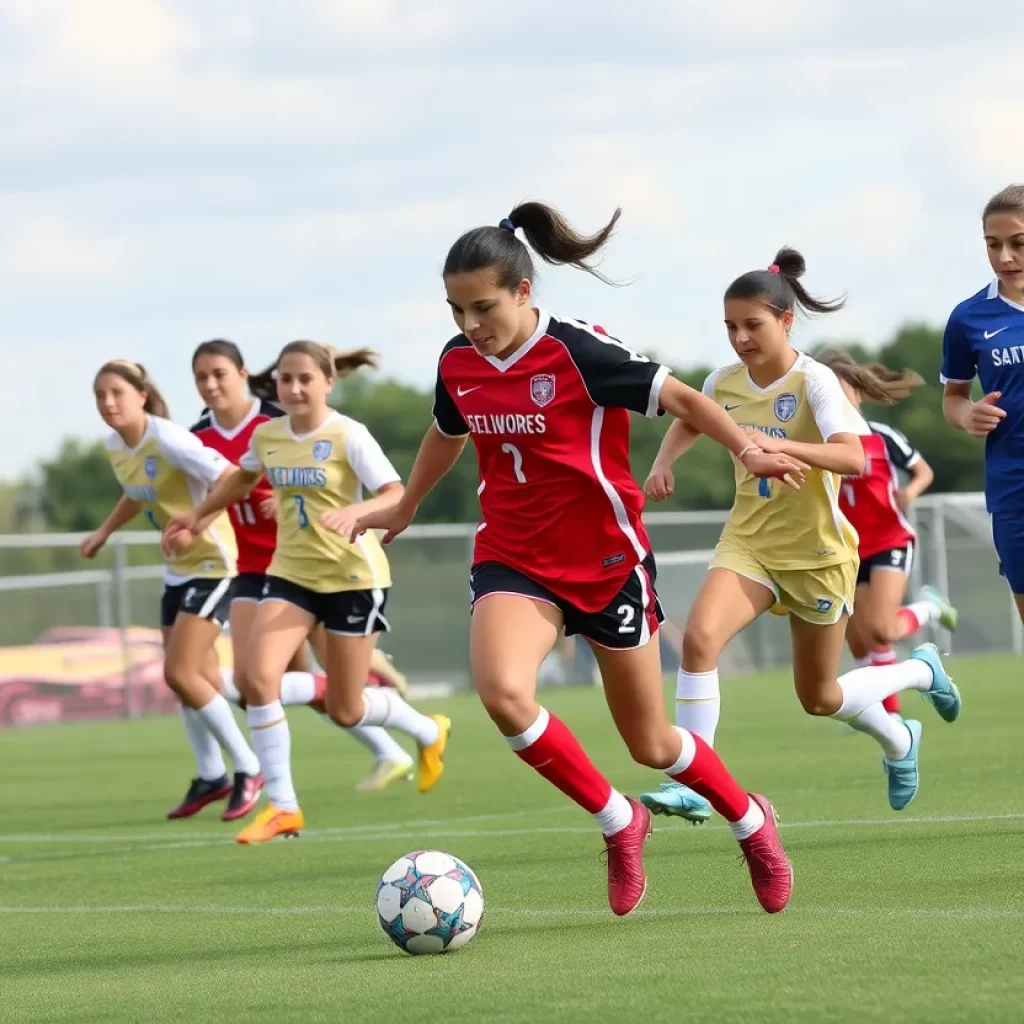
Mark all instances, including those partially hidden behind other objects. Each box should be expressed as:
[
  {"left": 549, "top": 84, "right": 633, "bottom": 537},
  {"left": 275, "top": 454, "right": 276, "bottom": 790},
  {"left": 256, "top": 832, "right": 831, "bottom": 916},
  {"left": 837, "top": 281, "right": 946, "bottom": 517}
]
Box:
[{"left": 166, "top": 775, "right": 232, "bottom": 819}]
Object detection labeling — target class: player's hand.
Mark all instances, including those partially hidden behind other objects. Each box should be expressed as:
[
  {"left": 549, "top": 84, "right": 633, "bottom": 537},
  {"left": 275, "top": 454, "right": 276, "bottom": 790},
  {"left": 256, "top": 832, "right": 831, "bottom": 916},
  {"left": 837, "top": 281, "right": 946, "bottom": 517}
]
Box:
[
  {"left": 349, "top": 504, "right": 414, "bottom": 545},
  {"left": 964, "top": 392, "right": 1005, "bottom": 438},
  {"left": 161, "top": 526, "right": 194, "bottom": 558},
  {"left": 319, "top": 507, "right": 363, "bottom": 539},
  {"left": 79, "top": 530, "right": 107, "bottom": 560},
  {"left": 258, "top": 494, "right": 278, "bottom": 520},
  {"left": 743, "top": 427, "right": 782, "bottom": 454},
  {"left": 740, "top": 450, "right": 807, "bottom": 490},
  {"left": 643, "top": 463, "right": 675, "bottom": 501},
  {"left": 164, "top": 512, "right": 200, "bottom": 540}
]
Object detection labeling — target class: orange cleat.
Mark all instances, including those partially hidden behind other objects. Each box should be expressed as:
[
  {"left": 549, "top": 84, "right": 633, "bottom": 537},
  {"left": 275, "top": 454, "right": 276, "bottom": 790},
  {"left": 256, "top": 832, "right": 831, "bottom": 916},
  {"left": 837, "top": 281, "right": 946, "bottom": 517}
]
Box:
[
  {"left": 235, "top": 805, "right": 304, "bottom": 844},
  {"left": 417, "top": 714, "right": 451, "bottom": 794}
]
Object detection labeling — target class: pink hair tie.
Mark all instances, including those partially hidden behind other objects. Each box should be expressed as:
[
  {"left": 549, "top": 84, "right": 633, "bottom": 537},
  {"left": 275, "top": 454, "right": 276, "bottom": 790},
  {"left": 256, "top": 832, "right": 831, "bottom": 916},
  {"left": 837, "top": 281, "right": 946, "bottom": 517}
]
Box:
[{"left": 768, "top": 263, "right": 781, "bottom": 274}]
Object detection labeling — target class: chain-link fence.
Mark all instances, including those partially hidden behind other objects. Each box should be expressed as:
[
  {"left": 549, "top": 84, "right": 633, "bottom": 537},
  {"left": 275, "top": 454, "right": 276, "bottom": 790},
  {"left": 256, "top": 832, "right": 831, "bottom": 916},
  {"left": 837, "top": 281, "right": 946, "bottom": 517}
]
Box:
[{"left": 0, "top": 494, "right": 1016, "bottom": 718}]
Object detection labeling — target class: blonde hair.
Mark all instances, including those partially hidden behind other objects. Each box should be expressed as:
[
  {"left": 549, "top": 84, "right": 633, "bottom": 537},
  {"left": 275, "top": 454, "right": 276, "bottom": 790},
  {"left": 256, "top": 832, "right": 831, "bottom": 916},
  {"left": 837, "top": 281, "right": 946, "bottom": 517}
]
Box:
[
  {"left": 247, "top": 342, "right": 379, "bottom": 399},
  {"left": 817, "top": 348, "right": 923, "bottom": 404},
  {"left": 94, "top": 360, "right": 170, "bottom": 417}
]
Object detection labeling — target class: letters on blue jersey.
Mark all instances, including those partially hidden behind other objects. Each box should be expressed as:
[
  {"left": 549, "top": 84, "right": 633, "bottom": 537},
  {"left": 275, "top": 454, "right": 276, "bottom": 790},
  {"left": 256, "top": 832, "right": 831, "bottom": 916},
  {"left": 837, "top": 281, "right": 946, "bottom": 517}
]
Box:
[{"left": 941, "top": 281, "right": 1024, "bottom": 512}]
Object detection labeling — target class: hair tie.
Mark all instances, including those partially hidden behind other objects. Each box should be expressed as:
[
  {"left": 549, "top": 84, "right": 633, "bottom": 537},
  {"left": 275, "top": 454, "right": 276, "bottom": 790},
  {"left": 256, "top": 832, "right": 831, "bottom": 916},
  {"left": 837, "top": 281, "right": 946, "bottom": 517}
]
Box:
[
  {"left": 499, "top": 218, "right": 516, "bottom": 233},
  {"left": 768, "top": 263, "right": 781, "bottom": 274}
]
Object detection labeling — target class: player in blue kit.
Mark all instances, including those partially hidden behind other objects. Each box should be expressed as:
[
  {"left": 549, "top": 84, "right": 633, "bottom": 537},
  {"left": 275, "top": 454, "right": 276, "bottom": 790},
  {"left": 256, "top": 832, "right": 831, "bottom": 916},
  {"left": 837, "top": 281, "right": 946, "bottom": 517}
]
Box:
[{"left": 941, "top": 184, "right": 1024, "bottom": 623}]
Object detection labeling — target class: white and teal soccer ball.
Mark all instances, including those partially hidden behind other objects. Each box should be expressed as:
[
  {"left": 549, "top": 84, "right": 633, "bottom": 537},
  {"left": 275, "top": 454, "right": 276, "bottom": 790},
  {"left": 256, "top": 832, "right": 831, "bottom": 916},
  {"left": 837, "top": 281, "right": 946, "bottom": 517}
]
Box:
[{"left": 376, "top": 850, "right": 484, "bottom": 955}]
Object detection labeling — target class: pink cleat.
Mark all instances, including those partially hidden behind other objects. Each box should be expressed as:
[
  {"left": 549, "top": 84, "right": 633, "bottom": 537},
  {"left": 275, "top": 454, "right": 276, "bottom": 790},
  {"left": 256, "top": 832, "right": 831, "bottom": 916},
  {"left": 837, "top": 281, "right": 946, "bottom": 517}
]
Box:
[
  {"left": 602, "top": 797, "right": 652, "bottom": 917},
  {"left": 737, "top": 793, "right": 793, "bottom": 914}
]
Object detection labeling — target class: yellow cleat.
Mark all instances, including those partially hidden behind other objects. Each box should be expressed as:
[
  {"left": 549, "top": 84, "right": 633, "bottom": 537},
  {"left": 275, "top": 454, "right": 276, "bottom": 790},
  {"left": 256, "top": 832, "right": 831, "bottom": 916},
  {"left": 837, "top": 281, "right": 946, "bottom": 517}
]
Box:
[
  {"left": 355, "top": 757, "right": 415, "bottom": 792},
  {"left": 234, "top": 805, "right": 304, "bottom": 844},
  {"left": 417, "top": 714, "right": 450, "bottom": 794}
]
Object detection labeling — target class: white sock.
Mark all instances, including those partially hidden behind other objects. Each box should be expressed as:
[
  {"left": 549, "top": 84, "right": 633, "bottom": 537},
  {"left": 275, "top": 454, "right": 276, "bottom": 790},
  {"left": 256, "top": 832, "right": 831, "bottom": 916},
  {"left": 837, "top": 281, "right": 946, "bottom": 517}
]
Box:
[
  {"left": 219, "top": 667, "right": 243, "bottom": 706},
  {"left": 834, "top": 659, "right": 933, "bottom": 718},
  {"left": 180, "top": 707, "right": 226, "bottom": 780},
  {"left": 593, "top": 791, "right": 634, "bottom": 836},
  {"left": 853, "top": 656, "right": 871, "bottom": 669},
  {"left": 844, "top": 702, "right": 912, "bottom": 760},
  {"left": 675, "top": 669, "right": 720, "bottom": 746},
  {"left": 280, "top": 671, "right": 317, "bottom": 706},
  {"left": 197, "top": 693, "right": 261, "bottom": 776},
  {"left": 907, "top": 600, "right": 939, "bottom": 628},
  {"left": 870, "top": 648, "right": 897, "bottom": 667},
  {"left": 360, "top": 687, "right": 440, "bottom": 747},
  {"left": 344, "top": 723, "right": 412, "bottom": 764},
  {"left": 728, "top": 797, "right": 766, "bottom": 841},
  {"left": 246, "top": 701, "right": 298, "bottom": 811}
]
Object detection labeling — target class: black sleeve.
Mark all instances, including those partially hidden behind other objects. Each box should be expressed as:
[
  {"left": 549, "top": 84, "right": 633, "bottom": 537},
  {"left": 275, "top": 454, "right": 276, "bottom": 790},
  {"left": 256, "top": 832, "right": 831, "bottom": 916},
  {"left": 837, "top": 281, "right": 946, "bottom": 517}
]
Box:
[
  {"left": 873, "top": 422, "right": 918, "bottom": 471},
  {"left": 553, "top": 318, "right": 668, "bottom": 417},
  {"left": 259, "top": 399, "right": 287, "bottom": 419},
  {"left": 432, "top": 345, "right": 470, "bottom": 437},
  {"left": 190, "top": 410, "right": 211, "bottom": 434}
]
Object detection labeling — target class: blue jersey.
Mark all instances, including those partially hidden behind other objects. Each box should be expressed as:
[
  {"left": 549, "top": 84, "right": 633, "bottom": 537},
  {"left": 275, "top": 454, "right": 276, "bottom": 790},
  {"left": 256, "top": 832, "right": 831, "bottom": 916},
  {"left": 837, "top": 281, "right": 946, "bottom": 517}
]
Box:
[{"left": 941, "top": 280, "right": 1024, "bottom": 513}]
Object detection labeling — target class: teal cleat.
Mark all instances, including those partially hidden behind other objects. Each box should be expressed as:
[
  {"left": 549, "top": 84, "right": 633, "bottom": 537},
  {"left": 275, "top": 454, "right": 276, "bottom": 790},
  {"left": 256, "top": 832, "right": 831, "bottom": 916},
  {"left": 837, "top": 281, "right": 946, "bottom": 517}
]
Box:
[
  {"left": 638, "top": 782, "right": 712, "bottom": 823},
  {"left": 917, "top": 585, "right": 959, "bottom": 632},
  {"left": 883, "top": 718, "right": 922, "bottom": 811},
  {"left": 911, "top": 642, "right": 961, "bottom": 723}
]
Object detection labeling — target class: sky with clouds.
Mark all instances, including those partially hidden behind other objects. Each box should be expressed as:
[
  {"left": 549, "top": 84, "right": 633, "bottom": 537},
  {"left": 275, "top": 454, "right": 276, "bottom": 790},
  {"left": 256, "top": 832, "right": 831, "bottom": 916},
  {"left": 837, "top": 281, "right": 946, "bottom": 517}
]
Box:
[{"left": 3, "top": 0, "right": 1023, "bottom": 476}]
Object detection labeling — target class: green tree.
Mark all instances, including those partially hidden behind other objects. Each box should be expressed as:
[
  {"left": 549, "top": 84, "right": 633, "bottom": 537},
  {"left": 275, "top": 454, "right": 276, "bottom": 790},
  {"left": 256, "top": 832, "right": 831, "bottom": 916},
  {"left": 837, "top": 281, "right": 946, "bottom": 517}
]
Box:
[{"left": 38, "top": 439, "right": 125, "bottom": 531}]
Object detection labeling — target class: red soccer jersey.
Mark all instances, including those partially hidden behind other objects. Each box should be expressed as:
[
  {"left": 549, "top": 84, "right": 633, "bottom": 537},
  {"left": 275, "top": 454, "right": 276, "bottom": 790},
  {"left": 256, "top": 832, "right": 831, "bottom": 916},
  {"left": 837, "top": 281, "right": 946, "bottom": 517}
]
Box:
[
  {"left": 840, "top": 420, "right": 919, "bottom": 560},
  {"left": 191, "top": 399, "right": 285, "bottom": 575},
  {"left": 432, "top": 310, "right": 669, "bottom": 613}
]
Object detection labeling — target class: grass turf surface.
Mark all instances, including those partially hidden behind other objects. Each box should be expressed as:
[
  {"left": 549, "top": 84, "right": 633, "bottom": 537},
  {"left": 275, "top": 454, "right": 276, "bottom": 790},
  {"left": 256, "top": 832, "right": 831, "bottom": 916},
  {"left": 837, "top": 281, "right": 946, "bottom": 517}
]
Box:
[{"left": 2, "top": 655, "right": 1022, "bottom": 1023}]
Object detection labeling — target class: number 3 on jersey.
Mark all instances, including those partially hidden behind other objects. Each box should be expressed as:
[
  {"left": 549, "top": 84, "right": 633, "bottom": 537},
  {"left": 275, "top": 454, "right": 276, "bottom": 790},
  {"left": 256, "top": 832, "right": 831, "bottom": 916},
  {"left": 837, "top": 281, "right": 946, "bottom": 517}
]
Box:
[
  {"left": 501, "top": 443, "right": 527, "bottom": 484},
  {"left": 293, "top": 494, "right": 309, "bottom": 528}
]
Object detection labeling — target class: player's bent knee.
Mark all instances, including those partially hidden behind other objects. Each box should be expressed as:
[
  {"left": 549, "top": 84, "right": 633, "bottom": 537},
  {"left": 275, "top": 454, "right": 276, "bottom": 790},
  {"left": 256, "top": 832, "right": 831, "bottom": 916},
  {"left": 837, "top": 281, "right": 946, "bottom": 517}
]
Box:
[
  {"left": 623, "top": 729, "right": 679, "bottom": 770},
  {"left": 324, "top": 693, "right": 364, "bottom": 728},
  {"left": 245, "top": 669, "right": 282, "bottom": 706},
  {"left": 478, "top": 683, "right": 538, "bottom": 736},
  {"left": 797, "top": 690, "right": 840, "bottom": 716},
  {"left": 682, "top": 621, "right": 723, "bottom": 669}
]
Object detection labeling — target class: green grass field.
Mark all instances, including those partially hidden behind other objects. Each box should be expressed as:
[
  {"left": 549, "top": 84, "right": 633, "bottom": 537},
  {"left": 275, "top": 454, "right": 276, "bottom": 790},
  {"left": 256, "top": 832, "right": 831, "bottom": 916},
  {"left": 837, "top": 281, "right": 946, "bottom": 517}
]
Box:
[{"left": 3, "top": 656, "right": 1022, "bottom": 1023}]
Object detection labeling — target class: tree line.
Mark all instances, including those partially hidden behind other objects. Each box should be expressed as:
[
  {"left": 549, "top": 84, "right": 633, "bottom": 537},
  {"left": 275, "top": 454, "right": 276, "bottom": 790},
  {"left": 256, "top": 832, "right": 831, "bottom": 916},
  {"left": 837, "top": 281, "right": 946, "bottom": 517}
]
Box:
[{"left": 16, "top": 322, "right": 982, "bottom": 537}]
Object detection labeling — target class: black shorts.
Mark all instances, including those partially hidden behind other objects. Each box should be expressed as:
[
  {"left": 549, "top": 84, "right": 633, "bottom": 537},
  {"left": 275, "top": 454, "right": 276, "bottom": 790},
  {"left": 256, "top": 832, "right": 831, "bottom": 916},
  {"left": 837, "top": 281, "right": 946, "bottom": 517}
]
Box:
[
  {"left": 261, "top": 575, "right": 390, "bottom": 635},
  {"left": 469, "top": 553, "right": 664, "bottom": 651},
  {"left": 856, "top": 544, "right": 914, "bottom": 586},
  {"left": 161, "top": 578, "right": 234, "bottom": 628},
  {"left": 232, "top": 572, "right": 267, "bottom": 603}
]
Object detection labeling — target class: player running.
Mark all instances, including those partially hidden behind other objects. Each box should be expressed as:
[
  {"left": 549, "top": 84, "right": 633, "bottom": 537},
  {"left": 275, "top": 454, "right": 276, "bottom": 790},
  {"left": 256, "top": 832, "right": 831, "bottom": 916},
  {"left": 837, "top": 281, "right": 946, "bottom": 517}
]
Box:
[
  {"left": 351, "top": 203, "right": 807, "bottom": 917},
  {"left": 640, "top": 250, "right": 961, "bottom": 824},
  {"left": 190, "top": 339, "right": 414, "bottom": 791},
  {"left": 941, "top": 184, "right": 1024, "bottom": 625},
  {"left": 165, "top": 341, "right": 449, "bottom": 843},
  {"left": 82, "top": 360, "right": 264, "bottom": 821},
  {"left": 818, "top": 348, "right": 958, "bottom": 716}
]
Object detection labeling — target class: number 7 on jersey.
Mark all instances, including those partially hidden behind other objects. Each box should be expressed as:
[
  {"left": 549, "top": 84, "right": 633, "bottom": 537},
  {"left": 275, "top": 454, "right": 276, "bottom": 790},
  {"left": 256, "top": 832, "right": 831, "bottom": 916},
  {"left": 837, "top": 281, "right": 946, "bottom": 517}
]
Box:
[{"left": 501, "top": 443, "right": 527, "bottom": 484}]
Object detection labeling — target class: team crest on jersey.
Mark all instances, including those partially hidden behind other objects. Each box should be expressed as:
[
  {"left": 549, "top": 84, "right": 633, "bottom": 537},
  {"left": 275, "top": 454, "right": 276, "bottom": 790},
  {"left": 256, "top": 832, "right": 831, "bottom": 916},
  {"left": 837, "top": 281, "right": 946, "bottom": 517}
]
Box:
[
  {"left": 774, "top": 393, "right": 798, "bottom": 422},
  {"left": 530, "top": 374, "right": 556, "bottom": 407},
  {"left": 312, "top": 440, "right": 332, "bottom": 461},
  {"left": 144, "top": 457, "right": 158, "bottom": 479}
]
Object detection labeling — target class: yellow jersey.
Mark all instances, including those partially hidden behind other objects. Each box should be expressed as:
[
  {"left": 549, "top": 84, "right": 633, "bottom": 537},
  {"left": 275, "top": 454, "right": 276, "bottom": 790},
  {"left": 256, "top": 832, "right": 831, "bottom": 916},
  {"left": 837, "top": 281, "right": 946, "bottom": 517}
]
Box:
[
  {"left": 704, "top": 352, "right": 869, "bottom": 570},
  {"left": 240, "top": 411, "right": 398, "bottom": 593},
  {"left": 105, "top": 416, "right": 237, "bottom": 584}
]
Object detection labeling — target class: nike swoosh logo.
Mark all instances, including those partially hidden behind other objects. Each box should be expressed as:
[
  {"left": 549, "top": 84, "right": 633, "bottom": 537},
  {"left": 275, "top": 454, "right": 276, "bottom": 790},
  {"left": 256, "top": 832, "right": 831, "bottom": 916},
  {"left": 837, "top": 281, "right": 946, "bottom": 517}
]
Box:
[
  {"left": 984, "top": 328, "right": 1009, "bottom": 340},
  {"left": 724, "top": 403, "right": 743, "bottom": 411},
  {"left": 346, "top": 615, "right": 364, "bottom": 624},
  {"left": 265, "top": 449, "right": 277, "bottom": 455},
  {"left": 456, "top": 386, "right": 481, "bottom": 397}
]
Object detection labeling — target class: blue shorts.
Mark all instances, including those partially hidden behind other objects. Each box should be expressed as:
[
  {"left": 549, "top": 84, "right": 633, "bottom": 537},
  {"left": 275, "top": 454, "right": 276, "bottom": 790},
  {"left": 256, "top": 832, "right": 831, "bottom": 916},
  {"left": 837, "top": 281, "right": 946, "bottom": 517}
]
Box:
[{"left": 991, "top": 513, "right": 1024, "bottom": 594}]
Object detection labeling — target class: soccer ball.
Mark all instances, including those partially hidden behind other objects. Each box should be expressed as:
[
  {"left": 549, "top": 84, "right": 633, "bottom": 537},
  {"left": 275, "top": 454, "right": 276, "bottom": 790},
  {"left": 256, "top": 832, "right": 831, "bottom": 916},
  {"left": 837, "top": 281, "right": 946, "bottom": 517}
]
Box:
[{"left": 376, "top": 850, "right": 484, "bottom": 955}]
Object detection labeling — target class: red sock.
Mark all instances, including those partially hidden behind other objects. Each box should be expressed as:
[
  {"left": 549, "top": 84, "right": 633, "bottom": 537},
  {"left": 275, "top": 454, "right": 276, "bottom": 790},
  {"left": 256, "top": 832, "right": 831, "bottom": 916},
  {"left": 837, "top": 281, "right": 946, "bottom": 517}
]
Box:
[
  {"left": 669, "top": 732, "right": 750, "bottom": 822},
  {"left": 897, "top": 607, "right": 922, "bottom": 635},
  {"left": 511, "top": 712, "right": 611, "bottom": 814},
  {"left": 882, "top": 693, "right": 901, "bottom": 713},
  {"left": 870, "top": 648, "right": 900, "bottom": 712}
]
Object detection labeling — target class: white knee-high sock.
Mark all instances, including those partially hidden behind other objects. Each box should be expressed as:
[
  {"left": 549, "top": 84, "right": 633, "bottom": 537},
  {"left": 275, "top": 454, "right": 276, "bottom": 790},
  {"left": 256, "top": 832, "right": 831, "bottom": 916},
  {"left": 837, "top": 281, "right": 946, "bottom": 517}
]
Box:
[
  {"left": 359, "top": 688, "right": 440, "bottom": 747},
  {"left": 834, "top": 660, "right": 933, "bottom": 718},
  {"left": 196, "top": 693, "right": 261, "bottom": 776},
  {"left": 280, "top": 671, "right": 317, "bottom": 706},
  {"left": 843, "top": 702, "right": 912, "bottom": 760},
  {"left": 344, "top": 723, "right": 412, "bottom": 764},
  {"left": 675, "top": 669, "right": 720, "bottom": 746},
  {"left": 246, "top": 701, "right": 298, "bottom": 811},
  {"left": 180, "top": 707, "right": 226, "bottom": 780}
]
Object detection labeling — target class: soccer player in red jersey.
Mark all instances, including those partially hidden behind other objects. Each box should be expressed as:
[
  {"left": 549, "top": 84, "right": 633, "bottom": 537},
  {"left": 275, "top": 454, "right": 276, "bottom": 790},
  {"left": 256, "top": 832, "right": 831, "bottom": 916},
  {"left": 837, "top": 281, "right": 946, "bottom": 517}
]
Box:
[
  {"left": 352, "top": 202, "right": 807, "bottom": 916},
  {"left": 189, "top": 340, "right": 417, "bottom": 791},
  {"left": 818, "top": 349, "right": 959, "bottom": 715}
]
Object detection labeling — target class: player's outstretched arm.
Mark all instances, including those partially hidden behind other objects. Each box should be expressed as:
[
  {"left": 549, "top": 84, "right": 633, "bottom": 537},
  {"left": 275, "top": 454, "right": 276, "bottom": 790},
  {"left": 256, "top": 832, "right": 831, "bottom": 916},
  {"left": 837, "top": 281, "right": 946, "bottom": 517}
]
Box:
[
  {"left": 644, "top": 420, "right": 700, "bottom": 501},
  {"left": 81, "top": 496, "right": 141, "bottom": 558},
  {"left": 658, "top": 376, "right": 807, "bottom": 487},
  {"left": 350, "top": 424, "right": 468, "bottom": 543},
  {"left": 744, "top": 428, "right": 865, "bottom": 476},
  {"left": 166, "top": 466, "right": 260, "bottom": 540}
]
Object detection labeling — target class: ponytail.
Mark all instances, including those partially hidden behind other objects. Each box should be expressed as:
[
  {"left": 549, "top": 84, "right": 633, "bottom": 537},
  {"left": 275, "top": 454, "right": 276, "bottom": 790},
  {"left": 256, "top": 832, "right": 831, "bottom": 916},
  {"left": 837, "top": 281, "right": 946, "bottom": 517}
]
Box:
[
  {"left": 817, "top": 347, "right": 923, "bottom": 405},
  {"left": 248, "top": 342, "right": 379, "bottom": 399},
  {"left": 724, "top": 247, "right": 845, "bottom": 320},
  {"left": 443, "top": 201, "right": 622, "bottom": 289}
]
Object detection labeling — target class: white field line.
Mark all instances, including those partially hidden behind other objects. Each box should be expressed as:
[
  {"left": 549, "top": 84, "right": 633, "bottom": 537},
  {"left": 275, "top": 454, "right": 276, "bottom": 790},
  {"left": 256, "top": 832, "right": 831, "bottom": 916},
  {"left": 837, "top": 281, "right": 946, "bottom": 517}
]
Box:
[
  {"left": 0, "top": 811, "right": 1020, "bottom": 868},
  {"left": 0, "top": 904, "right": 1021, "bottom": 922}
]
